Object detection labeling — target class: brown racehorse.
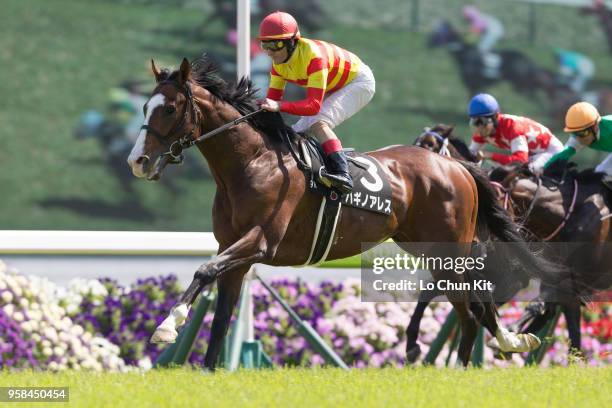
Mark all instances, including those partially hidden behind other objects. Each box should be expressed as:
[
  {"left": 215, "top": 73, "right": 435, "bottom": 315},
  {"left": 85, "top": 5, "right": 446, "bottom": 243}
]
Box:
[
  {"left": 488, "top": 162, "right": 612, "bottom": 353},
  {"left": 127, "top": 57, "right": 551, "bottom": 369},
  {"left": 410, "top": 126, "right": 611, "bottom": 361}
]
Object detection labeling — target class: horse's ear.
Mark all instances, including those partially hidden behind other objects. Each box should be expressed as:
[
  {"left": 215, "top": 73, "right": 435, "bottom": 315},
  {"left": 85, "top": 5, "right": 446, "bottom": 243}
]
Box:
[
  {"left": 443, "top": 125, "right": 455, "bottom": 138},
  {"left": 151, "top": 59, "right": 163, "bottom": 83},
  {"left": 178, "top": 57, "right": 191, "bottom": 85}
]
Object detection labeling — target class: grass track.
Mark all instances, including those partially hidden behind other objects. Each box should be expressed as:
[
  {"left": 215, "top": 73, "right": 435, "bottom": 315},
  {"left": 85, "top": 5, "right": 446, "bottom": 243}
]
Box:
[{"left": 0, "top": 366, "right": 610, "bottom": 407}]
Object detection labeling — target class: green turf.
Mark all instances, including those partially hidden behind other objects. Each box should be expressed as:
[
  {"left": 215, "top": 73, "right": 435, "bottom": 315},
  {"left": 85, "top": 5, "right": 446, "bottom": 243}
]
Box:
[
  {"left": 1, "top": 0, "right": 610, "bottom": 230},
  {"left": 0, "top": 366, "right": 610, "bottom": 407}
]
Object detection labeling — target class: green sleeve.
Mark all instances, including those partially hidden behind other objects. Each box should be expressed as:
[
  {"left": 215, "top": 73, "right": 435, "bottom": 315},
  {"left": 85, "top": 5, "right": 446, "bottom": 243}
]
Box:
[{"left": 544, "top": 146, "right": 576, "bottom": 169}]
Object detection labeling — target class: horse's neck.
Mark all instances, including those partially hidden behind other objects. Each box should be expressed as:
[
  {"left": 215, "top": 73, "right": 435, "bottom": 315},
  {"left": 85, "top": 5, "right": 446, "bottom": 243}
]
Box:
[{"left": 196, "top": 101, "right": 270, "bottom": 186}]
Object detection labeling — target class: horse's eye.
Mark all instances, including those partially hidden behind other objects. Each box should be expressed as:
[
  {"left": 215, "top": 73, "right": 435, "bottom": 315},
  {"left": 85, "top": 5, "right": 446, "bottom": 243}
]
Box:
[{"left": 165, "top": 105, "right": 176, "bottom": 115}]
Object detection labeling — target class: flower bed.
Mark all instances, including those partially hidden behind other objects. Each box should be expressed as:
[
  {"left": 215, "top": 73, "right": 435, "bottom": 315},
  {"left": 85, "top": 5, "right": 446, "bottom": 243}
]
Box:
[{"left": 1, "top": 260, "right": 610, "bottom": 370}]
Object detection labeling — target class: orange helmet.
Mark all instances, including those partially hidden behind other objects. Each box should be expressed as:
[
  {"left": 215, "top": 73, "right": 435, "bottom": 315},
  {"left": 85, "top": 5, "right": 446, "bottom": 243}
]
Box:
[
  {"left": 257, "top": 11, "right": 300, "bottom": 41},
  {"left": 564, "top": 102, "right": 601, "bottom": 132}
]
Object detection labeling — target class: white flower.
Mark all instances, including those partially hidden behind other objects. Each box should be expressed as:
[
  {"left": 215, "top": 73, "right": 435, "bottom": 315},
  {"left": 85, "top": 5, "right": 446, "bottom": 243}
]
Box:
[
  {"left": 1, "top": 290, "right": 13, "bottom": 303},
  {"left": 43, "top": 327, "right": 59, "bottom": 343},
  {"left": 19, "top": 298, "right": 29, "bottom": 308},
  {"left": 42, "top": 347, "right": 53, "bottom": 357},
  {"left": 28, "top": 310, "right": 42, "bottom": 321},
  {"left": 12, "top": 311, "right": 24, "bottom": 322},
  {"left": 2, "top": 304, "right": 14, "bottom": 316}
]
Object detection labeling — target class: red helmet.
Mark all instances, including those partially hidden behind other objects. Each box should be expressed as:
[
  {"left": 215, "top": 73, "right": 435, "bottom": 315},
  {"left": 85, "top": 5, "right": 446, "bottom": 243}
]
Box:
[{"left": 257, "top": 11, "right": 300, "bottom": 41}]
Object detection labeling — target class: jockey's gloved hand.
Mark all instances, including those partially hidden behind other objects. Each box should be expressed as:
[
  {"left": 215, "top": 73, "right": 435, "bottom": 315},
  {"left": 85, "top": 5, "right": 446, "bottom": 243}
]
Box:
[{"left": 258, "top": 98, "right": 280, "bottom": 112}]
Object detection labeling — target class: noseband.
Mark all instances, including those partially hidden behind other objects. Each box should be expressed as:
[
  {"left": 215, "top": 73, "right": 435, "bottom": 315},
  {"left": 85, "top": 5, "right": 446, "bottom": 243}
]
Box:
[{"left": 140, "top": 80, "right": 201, "bottom": 165}]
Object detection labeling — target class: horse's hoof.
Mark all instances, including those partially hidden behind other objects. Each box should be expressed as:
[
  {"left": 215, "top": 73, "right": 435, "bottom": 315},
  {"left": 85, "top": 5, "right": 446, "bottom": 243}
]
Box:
[
  {"left": 487, "top": 337, "right": 501, "bottom": 350},
  {"left": 150, "top": 326, "right": 178, "bottom": 344},
  {"left": 406, "top": 344, "right": 422, "bottom": 364},
  {"left": 522, "top": 333, "right": 541, "bottom": 351}
]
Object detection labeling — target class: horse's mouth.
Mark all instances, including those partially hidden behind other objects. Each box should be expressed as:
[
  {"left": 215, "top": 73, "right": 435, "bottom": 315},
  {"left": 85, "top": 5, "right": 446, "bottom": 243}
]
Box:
[{"left": 147, "top": 155, "right": 171, "bottom": 181}]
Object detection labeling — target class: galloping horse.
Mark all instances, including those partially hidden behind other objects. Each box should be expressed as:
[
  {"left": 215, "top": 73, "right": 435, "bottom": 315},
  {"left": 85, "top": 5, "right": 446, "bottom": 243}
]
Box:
[
  {"left": 413, "top": 124, "right": 478, "bottom": 163},
  {"left": 127, "top": 57, "right": 553, "bottom": 369},
  {"left": 428, "top": 20, "right": 547, "bottom": 96},
  {"left": 489, "top": 161, "right": 612, "bottom": 353},
  {"left": 410, "top": 126, "right": 611, "bottom": 360}
]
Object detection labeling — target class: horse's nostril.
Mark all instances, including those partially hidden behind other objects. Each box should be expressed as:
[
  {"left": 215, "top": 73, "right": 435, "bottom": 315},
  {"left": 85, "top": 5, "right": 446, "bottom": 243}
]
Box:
[{"left": 135, "top": 156, "right": 149, "bottom": 165}]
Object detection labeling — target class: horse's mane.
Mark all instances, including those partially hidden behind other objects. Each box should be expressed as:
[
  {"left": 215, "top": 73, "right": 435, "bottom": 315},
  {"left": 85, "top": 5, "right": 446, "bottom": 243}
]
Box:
[
  {"left": 489, "top": 162, "right": 530, "bottom": 183},
  {"left": 160, "top": 55, "right": 291, "bottom": 141},
  {"left": 544, "top": 160, "right": 605, "bottom": 184}
]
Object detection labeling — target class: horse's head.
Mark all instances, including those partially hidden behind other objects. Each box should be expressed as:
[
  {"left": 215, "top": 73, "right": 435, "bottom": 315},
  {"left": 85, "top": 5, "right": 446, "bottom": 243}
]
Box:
[
  {"left": 428, "top": 20, "right": 460, "bottom": 48},
  {"left": 413, "top": 124, "right": 454, "bottom": 153},
  {"left": 489, "top": 162, "right": 532, "bottom": 188},
  {"left": 127, "top": 58, "right": 201, "bottom": 180}
]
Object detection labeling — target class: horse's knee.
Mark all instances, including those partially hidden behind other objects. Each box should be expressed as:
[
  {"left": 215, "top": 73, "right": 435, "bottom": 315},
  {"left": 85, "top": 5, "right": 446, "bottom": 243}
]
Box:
[{"left": 194, "top": 266, "right": 216, "bottom": 283}]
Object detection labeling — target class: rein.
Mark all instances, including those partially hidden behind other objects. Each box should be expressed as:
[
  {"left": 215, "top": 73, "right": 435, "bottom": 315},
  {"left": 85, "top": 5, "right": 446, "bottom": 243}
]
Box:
[
  {"left": 542, "top": 179, "right": 579, "bottom": 241},
  {"left": 489, "top": 181, "right": 510, "bottom": 210},
  {"left": 493, "top": 174, "right": 579, "bottom": 241}
]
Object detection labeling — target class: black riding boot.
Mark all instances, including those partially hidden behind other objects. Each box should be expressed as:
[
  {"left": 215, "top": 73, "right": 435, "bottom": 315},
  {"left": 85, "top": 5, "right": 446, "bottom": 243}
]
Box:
[
  {"left": 323, "top": 151, "right": 353, "bottom": 194},
  {"left": 602, "top": 174, "right": 612, "bottom": 191}
]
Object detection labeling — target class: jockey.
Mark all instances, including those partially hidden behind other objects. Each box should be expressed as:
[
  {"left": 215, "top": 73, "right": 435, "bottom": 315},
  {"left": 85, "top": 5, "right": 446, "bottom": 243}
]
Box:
[
  {"left": 257, "top": 11, "right": 376, "bottom": 194},
  {"left": 545, "top": 102, "right": 612, "bottom": 189},
  {"left": 467, "top": 93, "right": 564, "bottom": 173},
  {"left": 463, "top": 5, "right": 504, "bottom": 78},
  {"left": 554, "top": 48, "right": 595, "bottom": 94}
]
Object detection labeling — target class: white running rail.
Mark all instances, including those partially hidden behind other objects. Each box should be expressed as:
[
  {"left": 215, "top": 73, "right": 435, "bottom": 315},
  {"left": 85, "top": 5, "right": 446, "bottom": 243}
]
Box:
[{"left": 0, "top": 230, "right": 219, "bottom": 256}]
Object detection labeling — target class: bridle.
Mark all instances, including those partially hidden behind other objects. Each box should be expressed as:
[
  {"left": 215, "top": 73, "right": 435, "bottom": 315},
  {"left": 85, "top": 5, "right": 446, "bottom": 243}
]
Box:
[
  {"left": 415, "top": 129, "right": 451, "bottom": 157},
  {"left": 490, "top": 171, "right": 579, "bottom": 242},
  {"left": 140, "top": 79, "right": 264, "bottom": 166},
  {"left": 140, "top": 80, "right": 202, "bottom": 165}
]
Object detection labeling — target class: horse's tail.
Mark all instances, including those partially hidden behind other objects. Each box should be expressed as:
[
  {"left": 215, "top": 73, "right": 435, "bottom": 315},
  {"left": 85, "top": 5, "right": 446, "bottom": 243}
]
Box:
[{"left": 459, "top": 161, "right": 569, "bottom": 289}]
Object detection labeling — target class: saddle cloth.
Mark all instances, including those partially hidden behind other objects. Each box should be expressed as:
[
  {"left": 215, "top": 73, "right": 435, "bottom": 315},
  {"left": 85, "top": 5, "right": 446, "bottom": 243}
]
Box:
[
  {"left": 294, "top": 136, "right": 393, "bottom": 266},
  {"left": 299, "top": 136, "right": 392, "bottom": 216}
]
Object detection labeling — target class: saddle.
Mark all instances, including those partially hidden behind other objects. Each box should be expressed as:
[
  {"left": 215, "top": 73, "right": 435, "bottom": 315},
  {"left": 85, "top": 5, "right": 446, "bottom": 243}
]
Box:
[{"left": 281, "top": 132, "right": 392, "bottom": 265}]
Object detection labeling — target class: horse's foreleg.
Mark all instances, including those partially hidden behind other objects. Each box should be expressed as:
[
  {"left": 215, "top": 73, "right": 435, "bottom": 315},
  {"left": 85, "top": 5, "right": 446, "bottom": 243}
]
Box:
[{"left": 151, "top": 227, "right": 271, "bottom": 344}]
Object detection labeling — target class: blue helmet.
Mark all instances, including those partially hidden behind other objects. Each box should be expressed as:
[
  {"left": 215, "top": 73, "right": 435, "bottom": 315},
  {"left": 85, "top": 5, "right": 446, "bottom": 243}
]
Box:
[{"left": 468, "top": 93, "right": 500, "bottom": 117}]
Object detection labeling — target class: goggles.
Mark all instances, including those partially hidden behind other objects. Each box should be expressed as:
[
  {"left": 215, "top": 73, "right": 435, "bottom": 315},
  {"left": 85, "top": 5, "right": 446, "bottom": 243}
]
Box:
[
  {"left": 469, "top": 116, "right": 493, "bottom": 128},
  {"left": 260, "top": 40, "right": 286, "bottom": 52},
  {"left": 573, "top": 128, "right": 593, "bottom": 139}
]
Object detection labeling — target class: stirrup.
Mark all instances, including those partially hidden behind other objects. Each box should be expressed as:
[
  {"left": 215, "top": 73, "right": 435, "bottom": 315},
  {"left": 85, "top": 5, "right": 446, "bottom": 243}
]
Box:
[{"left": 324, "top": 173, "right": 353, "bottom": 194}]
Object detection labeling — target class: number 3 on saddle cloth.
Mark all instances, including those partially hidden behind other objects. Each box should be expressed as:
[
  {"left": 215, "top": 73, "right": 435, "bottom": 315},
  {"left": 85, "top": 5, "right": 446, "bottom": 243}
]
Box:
[{"left": 296, "top": 136, "right": 393, "bottom": 266}]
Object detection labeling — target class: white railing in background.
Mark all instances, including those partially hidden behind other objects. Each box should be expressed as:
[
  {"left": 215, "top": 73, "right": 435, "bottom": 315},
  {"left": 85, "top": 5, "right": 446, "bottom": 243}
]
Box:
[{"left": 0, "top": 230, "right": 219, "bottom": 256}]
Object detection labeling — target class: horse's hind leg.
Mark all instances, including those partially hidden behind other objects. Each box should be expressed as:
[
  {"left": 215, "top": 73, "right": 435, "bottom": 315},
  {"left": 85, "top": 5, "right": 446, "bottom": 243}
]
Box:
[
  {"left": 563, "top": 303, "right": 582, "bottom": 357},
  {"left": 405, "top": 287, "right": 442, "bottom": 364}
]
